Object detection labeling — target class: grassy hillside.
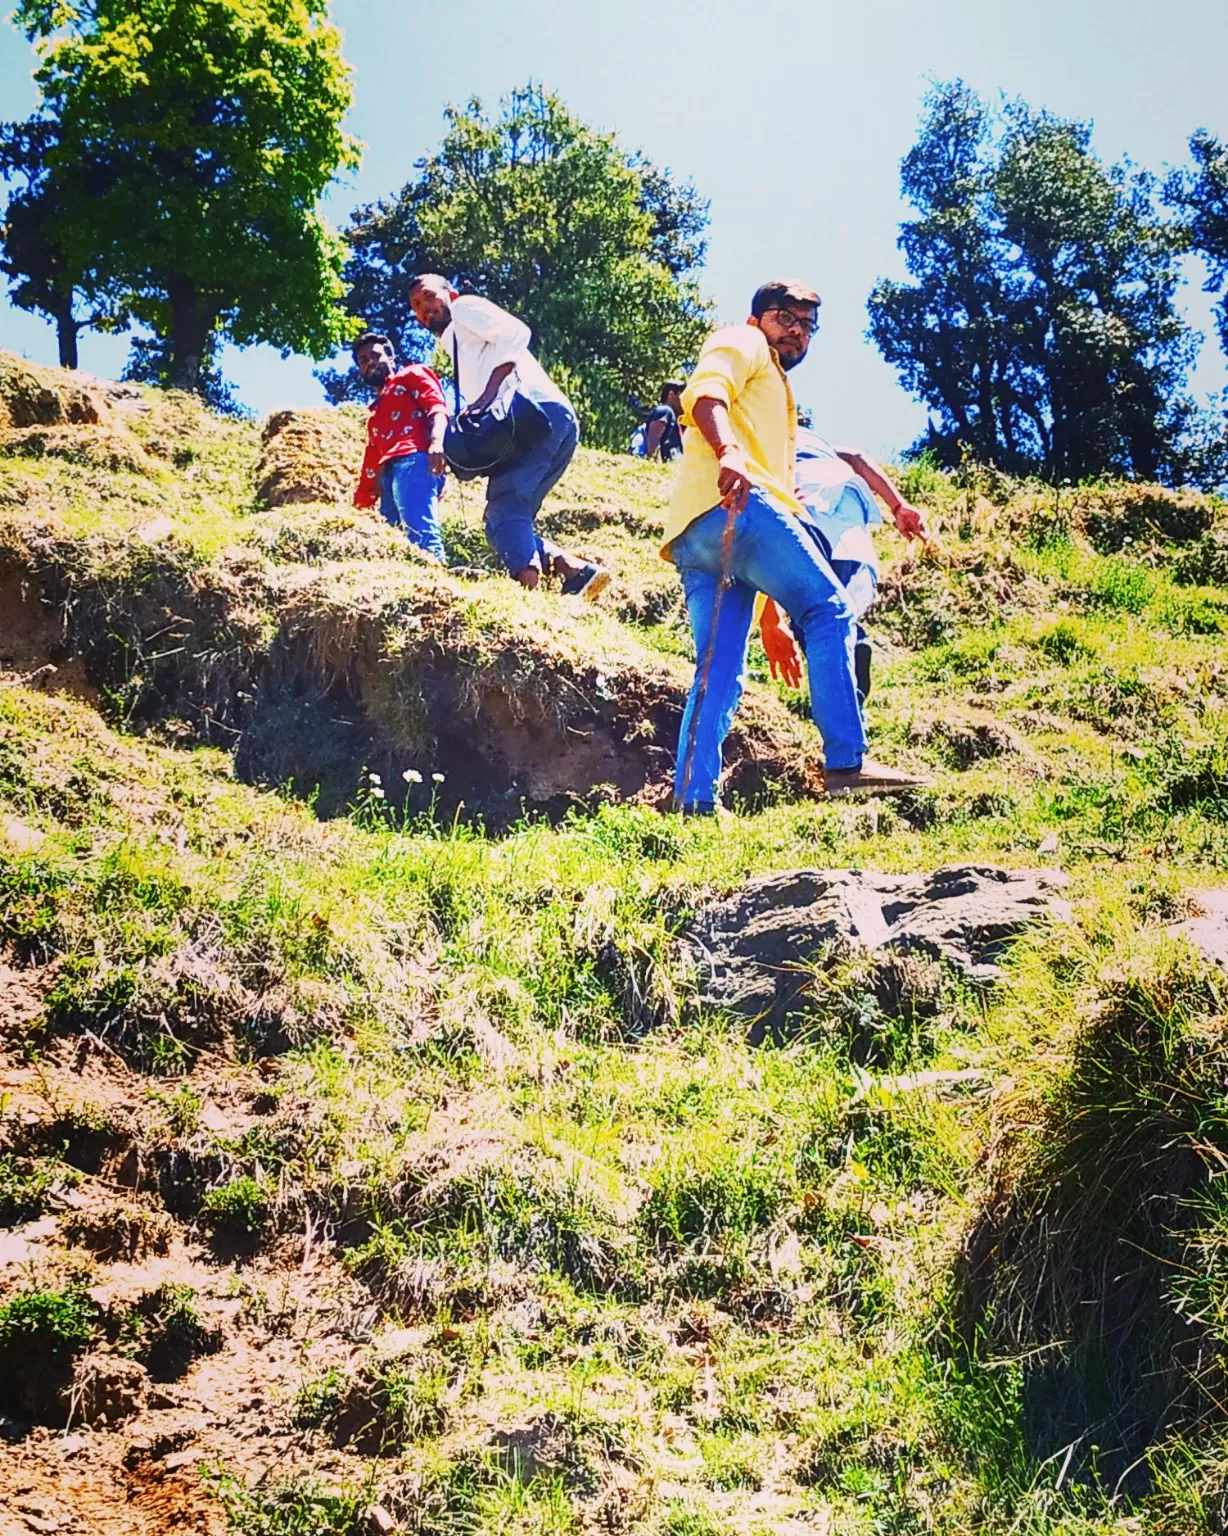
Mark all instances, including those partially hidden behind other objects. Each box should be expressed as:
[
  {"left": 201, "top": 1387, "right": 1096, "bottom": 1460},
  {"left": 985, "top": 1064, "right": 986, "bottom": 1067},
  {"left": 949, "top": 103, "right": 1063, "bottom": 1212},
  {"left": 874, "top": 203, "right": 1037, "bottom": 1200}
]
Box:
[{"left": 1, "top": 353, "right": 1228, "bottom": 1536}]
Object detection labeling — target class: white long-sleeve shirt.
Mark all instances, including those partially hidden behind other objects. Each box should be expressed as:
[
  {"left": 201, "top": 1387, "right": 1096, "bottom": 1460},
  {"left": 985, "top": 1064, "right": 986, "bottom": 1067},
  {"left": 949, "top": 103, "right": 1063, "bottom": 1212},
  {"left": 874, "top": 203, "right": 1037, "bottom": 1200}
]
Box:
[
  {"left": 794, "top": 427, "right": 881, "bottom": 619},
  {"left": 440, "top": 295, "right": 569, "bottom": 412}
]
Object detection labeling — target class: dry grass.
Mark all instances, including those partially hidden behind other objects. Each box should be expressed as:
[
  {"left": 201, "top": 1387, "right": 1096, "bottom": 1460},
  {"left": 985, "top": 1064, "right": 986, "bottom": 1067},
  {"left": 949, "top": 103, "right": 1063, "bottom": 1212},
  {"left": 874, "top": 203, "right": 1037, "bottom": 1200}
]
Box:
[{"left": 255, "top": 406, "right": 366, "bottom": 508}]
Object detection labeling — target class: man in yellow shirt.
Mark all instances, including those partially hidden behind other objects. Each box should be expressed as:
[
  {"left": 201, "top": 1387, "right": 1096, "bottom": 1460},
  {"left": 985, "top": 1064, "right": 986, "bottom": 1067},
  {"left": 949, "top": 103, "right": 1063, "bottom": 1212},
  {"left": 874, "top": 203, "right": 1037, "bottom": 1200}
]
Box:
[{"left": 664, "top": 279, "right": 930, "bottom": 812}]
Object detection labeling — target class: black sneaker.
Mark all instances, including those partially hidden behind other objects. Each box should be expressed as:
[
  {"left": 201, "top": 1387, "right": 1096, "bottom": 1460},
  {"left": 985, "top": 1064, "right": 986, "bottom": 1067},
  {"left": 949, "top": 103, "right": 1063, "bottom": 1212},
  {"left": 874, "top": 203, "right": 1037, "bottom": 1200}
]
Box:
[{"left": 560, "top": 562, "right": 612, "bottom": 600}]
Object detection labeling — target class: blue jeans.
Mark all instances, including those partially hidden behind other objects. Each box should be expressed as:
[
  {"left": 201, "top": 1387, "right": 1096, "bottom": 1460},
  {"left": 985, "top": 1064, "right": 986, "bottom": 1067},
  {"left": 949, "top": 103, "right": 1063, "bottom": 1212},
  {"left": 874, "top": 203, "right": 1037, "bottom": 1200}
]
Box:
[
  {"left": 795, "top": 523, "right": 875, "bottom": 703},
  {"left": 670, "top": 490, "right": 866, "bottom": 808},
  {"left": 484, "top": 396, "right": 577, "bottom": 574},
  {"left": 379, "top": 452, "right": 445, "bottom": 561}
]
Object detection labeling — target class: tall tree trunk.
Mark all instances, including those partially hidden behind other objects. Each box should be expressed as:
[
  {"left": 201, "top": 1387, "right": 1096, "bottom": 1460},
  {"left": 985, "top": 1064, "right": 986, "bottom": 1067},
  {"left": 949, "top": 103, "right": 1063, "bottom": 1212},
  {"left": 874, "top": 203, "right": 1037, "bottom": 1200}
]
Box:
[
  {"left": 167, "top": 274, "right": 214, "bottom": 392},
  {"left": 54, "top": 297, "right": 79, "bottom": 371}
]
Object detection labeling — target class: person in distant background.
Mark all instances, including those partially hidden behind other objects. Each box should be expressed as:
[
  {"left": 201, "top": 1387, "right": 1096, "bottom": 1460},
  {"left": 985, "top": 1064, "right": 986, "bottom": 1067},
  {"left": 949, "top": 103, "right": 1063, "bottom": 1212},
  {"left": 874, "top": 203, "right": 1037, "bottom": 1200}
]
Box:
[
  {"left": 791, "top": 427, "right": 928, "bottom": 702},
  {"left": 631, "top": 382, "right": 686, "bottom": 461},
  {"left": 352, "top": 331, "right": 447, "bottom": 562},
  {"left": 408, "top": 274, "right": 610, "bottom": 600}
]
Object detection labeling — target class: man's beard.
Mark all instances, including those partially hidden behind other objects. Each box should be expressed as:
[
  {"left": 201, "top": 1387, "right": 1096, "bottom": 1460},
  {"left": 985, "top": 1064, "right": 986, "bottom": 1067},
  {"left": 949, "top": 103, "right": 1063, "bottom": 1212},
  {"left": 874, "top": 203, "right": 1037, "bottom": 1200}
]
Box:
[{"left": 779, "top": 347, "right": 806, "bottom": 372}]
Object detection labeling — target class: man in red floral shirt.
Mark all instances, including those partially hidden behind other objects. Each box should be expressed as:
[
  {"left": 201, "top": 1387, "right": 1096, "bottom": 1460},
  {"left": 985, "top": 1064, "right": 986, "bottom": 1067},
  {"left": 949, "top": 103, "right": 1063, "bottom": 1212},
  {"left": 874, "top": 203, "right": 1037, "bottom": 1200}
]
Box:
[{"left": 352, "top": 332, "right": 448, "bottom": 561}]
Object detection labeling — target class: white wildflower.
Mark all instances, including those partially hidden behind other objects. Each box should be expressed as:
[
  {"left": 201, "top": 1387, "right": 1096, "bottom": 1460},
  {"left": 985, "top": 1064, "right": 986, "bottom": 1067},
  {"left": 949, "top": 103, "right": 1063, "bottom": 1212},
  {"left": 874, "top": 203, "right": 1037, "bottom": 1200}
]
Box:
[
  {"left": 368, "top": 772, "right": 382, "bottom": 785},
  {"left": 432, "top": 772, "right": 445, "bottom": 783},
  {"left": 371, "top": 786, "right": 386, "bottom": 799},
  {"left": 403, "top": 769, "right": 423, "bottom": 784}
]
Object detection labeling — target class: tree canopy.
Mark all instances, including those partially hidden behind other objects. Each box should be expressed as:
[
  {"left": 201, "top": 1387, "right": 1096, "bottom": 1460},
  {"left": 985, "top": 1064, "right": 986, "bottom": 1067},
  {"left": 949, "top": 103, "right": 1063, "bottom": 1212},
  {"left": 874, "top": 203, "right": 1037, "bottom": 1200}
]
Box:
[
  {"left": 4, "top": 0, "right": 359, "bottom": 390},
  {"left": 1170, "top": 130, "right": 1228, "bottom": 357},
  {"left": 869, "top": 82, "right": 1208, "bottom": 485},
  {"left": 320, "top": 85, "right": 713, "bottom": 449},
  {"left": 0, "top": 111, "right": 136, "bottom": 370}
]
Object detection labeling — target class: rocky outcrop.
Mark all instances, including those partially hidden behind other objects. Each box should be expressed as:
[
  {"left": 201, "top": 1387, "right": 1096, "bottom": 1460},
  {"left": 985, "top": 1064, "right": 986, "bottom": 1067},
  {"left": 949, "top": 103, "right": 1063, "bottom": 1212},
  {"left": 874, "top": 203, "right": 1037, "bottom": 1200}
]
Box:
[{"left": 688, "top": 865, "right": 1072, "bottom": 1029}]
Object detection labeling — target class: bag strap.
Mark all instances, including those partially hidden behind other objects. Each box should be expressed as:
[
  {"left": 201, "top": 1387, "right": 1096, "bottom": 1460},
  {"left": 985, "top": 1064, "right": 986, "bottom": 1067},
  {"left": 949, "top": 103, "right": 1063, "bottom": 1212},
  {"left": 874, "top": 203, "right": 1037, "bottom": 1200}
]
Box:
[{"left": 451, "top": 333, "right": 461, "bottom": 415}]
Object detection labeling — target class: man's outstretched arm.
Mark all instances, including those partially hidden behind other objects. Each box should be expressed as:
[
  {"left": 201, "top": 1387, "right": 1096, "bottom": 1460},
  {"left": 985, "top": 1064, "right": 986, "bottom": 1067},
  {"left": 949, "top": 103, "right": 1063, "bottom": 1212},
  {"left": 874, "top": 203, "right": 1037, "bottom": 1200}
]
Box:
[
  {"left": 836, "top": 448, "right": 928, "bottom": 540},
  {"left": 427, "top": 407, "right": 448, "bottom": 476},
  {"left": 691, "top": 397, "right": 753, "bottom": 512}
]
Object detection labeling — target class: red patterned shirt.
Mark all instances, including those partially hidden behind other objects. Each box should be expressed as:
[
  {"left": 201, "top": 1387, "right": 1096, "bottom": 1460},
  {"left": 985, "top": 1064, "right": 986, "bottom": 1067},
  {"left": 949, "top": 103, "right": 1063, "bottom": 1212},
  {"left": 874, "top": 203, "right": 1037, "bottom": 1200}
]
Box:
[{"left": 354, "top": 365, "right": 448, "bottom": 508}]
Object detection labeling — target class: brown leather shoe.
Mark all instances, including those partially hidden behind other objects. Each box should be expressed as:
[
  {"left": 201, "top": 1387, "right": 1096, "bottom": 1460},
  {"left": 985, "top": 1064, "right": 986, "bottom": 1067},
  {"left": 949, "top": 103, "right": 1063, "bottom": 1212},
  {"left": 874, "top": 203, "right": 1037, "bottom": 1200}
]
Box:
[{"left": 824, "top": 758, "right": 934, "bottom": 797}]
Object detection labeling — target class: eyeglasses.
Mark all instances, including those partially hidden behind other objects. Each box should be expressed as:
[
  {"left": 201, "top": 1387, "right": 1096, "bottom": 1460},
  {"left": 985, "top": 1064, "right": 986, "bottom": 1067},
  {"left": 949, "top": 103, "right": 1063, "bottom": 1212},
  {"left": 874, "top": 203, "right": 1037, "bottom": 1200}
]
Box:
[{"left": 767, "top": 308, "right": 820, "bottom": 338}]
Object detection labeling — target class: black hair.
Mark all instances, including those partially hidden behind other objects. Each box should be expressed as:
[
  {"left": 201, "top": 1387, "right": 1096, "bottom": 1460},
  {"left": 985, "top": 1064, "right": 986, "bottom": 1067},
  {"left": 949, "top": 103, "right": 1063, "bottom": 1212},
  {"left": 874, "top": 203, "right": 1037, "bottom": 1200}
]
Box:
[
  {"left": 351, "top": 331, "right": 393, "bottom": 360},
  {"left": 660, "top": 381, "right": 686, "bottom": 402},
  {"left": 750, "top": 279, "right": 820, "bottom": 318},
  {"left": 406, "top": 272, "right": 452, "bottom": 296}
]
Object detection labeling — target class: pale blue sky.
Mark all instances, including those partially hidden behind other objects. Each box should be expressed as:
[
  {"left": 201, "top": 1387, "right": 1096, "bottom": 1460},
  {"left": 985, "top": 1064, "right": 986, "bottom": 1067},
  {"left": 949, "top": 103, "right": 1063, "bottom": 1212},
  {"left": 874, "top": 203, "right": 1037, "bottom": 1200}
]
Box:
[{"left": 1, "top": 0, "right": 1226, "bottom": 458}]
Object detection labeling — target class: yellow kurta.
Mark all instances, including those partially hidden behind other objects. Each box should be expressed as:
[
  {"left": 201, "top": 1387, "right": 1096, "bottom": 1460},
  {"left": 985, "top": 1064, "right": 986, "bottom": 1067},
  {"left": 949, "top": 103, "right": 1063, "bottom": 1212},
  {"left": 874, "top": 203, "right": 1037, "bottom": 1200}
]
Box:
[{"left": 660, "top": 323, "right": 801, "bottom": 560}]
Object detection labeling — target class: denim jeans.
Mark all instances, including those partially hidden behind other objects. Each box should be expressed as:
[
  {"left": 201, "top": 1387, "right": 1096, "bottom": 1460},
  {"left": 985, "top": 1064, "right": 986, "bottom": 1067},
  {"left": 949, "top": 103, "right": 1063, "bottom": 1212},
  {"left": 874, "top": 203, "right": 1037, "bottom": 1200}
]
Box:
[
  {"left": 670, "top": 489, "right": 866, "bottom": 808},
  {"left": 796, "top": 523, "right": 875, "bottom": 704},
  {"left": 379, "top": 451, "right": 445, "bottom": 562},
  {"left": 484, "top": 395, "right": 577, "bottom": 574}
]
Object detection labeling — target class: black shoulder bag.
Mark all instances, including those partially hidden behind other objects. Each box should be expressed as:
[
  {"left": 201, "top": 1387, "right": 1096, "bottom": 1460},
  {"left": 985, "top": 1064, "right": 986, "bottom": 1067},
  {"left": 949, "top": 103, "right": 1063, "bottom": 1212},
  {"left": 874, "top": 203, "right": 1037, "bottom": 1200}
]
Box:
[{"left": 442, "top": 335, "right": 552, "bottom": 481}]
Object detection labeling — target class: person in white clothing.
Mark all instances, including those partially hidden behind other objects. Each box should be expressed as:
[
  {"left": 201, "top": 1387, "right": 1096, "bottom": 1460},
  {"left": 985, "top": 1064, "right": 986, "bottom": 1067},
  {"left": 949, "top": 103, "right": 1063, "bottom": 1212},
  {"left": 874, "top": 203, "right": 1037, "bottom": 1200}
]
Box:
[
  {"left": 408, "top": 275, "right": 611, "bottom": 599},
  {"left": 786, "top": 425, "right": 928, "bottom": 701}
]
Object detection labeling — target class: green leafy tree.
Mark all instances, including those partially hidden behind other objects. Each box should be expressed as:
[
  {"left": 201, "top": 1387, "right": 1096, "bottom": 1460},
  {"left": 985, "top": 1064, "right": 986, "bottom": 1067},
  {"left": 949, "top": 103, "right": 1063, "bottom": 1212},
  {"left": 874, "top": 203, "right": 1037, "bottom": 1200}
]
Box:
[
  {"left": 865, "top": 83, "right": 1019, "bottom": 469},
  {"left": 320, "top": 85, "right": 713, "bottom": 448},
  {"left": 121, "top": 334, "right": 249, "bottom": 417},
  {"left": 12, "top": 0, "right": 360, "bottom": 392},
  {"left": 1164, "top": 131, "right": 1228, "bottom": 490},
  {"left": 0, "top": 118, "right": 126, "bottom": 368},
  {"left": 870, "top": 82, "right": 1199, "bottom": 484},
  {"left": 1169, "top": 129, "right": 1228, "bottom": 355}
]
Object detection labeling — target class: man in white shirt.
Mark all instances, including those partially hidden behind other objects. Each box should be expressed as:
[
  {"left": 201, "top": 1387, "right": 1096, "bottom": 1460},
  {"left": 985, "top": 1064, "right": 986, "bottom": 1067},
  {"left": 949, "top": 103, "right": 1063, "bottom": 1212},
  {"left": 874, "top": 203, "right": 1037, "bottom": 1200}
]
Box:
[
  {"left": 408, "top": 275, "right": 611, "bottom": 600},
  {"left": 789, "top": 426, "right": 928, "bottom": 702}
]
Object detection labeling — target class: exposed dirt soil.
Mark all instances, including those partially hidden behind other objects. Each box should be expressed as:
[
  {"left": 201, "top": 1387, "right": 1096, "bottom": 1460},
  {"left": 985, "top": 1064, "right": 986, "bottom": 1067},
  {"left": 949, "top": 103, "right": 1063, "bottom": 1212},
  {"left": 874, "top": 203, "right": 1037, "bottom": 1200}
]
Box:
[
  {"left": 0, "top": 1455, "right": 226, "bottom": 1536},
  {"left": 0, "top": 572, "right": 95, "bottom": 701},
  {"left": 0, "top": 1010, "right": 381, "bottom": 1535},
  {"left": 0, "top": 537, "right": 822, "bottom": 823},
  {"left": 0, "top": 356, "right": 105, "bottom": 433}
]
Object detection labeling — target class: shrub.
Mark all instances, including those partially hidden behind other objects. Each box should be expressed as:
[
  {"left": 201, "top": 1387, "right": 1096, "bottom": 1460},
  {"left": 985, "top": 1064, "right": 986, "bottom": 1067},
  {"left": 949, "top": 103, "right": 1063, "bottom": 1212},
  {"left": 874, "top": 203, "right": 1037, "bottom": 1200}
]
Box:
[
  {"left": 956, "top": 951, "right": 1228, "bottom": 1482},
  {"left": 209, "top": 1473, "right": 370, "bottom": 1536},
  {"left": 642, "top": 1135, "right": 789, "bottom": 1247},
  {"left": 0, "top": 1285, "right": 101, "bottom": 1423},
  {"left": 0, "top": 1286, "right": 97, "bottom": 1362},
  {"left": 1173, "top": 530, "right": 1228, "bottom": 588},
  {"left": 1153, "top": 729, "right": 1228, "bottom": 821},
  {"left": 333, "top": 1356, "right": 449, "bottom": 1453},
  {"left": 0, "top": 1153, "right": 73, "bottom": 1226},
  {"left": 200, "top": 1176, "right": 272, "bottom": 1239},
  {"left": 1034, "top": 618, "right": 1095, "bottom": 664},
  {"left": 292, "top": 1367, "right": 346, "bottom": 1429},
  {"left": 1083, "top": 554, "right": 1156, "bottom": 613},
  {"left": 1085, "top": 485, "right": 1213, "bottom": 554}
]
